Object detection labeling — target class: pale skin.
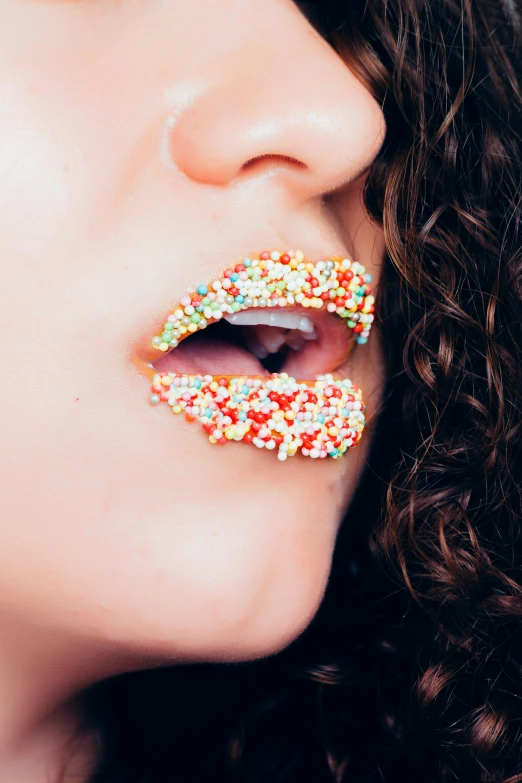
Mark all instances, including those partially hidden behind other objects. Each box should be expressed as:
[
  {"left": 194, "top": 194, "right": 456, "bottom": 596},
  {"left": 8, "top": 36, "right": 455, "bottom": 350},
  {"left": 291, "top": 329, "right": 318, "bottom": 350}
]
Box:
[{"left": 0, "top": 0, "right": 387, "bottom": 779}]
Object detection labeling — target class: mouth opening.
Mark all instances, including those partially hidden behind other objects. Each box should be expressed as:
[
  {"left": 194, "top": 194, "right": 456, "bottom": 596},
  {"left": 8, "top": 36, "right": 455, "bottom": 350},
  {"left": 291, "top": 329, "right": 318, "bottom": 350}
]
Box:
[{"left": 151, "top": 306, "right": 354, "bottom": 379}]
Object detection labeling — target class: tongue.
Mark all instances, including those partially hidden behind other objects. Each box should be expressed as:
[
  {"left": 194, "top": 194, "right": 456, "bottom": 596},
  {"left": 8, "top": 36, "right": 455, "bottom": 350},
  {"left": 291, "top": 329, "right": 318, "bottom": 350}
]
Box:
[{"left": 151, "top": 335, "right": 268, "bottom": 376}]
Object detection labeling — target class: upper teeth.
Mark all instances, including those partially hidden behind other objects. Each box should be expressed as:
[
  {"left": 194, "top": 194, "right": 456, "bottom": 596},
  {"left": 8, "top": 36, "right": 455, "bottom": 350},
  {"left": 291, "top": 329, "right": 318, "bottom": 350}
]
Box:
[
  {"left": 224, "top": 310, "right": 316, "bottom": 334},
  {"left": 224, "top": 310, "right": 317, "bottom": 359}
]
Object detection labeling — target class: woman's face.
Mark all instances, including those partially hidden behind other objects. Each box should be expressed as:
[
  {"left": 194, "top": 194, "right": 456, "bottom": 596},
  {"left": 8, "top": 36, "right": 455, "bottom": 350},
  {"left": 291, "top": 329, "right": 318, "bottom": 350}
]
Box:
[{"left": 0, "top": 0, "right": 386, "bottom": 666}]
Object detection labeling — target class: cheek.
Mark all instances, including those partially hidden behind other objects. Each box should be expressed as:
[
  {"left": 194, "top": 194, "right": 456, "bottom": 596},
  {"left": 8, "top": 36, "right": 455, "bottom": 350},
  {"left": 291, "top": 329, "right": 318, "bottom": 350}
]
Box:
[{"left": 0, "top": 86, "right": 81, "bottom": 258}]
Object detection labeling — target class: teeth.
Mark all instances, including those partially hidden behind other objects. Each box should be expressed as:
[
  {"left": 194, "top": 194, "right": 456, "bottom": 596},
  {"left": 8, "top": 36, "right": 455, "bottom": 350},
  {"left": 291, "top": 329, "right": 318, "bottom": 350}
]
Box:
[
  {"left": 225, "top": 310, "right": 316, "bottom": 335},
  {"left": 253, "top": 326, "right": 288, "bottom": 355},
  {"left": 244, "top": 330, "right": 270, "bottom": 359},
  {"left": 286, "top": 331, "right": 306, "bottom": 351}
]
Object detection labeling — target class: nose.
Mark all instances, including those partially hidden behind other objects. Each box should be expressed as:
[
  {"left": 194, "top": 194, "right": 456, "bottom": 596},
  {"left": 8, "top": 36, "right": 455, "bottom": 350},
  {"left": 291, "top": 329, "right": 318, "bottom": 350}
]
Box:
[{"left": 166, "top": 1, "right": 386, "bottom": 201}]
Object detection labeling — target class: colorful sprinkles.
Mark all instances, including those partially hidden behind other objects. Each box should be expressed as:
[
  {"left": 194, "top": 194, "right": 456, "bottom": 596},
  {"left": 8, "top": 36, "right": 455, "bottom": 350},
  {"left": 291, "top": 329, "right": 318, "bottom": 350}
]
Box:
[
  {"left": 151, "top": 250, "right": 375, "bottom": 353},
  {"left": 149, "top": 372, "right": 366, "bottom": 461}
]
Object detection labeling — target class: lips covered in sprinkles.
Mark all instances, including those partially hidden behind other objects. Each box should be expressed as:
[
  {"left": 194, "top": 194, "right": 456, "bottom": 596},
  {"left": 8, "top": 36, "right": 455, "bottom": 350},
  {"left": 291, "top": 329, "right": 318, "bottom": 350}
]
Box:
[
  {"left": 151, "top": 250, "right": 375, "bottom": 353},
  {"left": 147, "top": 250, "right": 373, "bottom": 461},
  {"left": 150, "top": 372, "right": 366, "bottom": 461}
]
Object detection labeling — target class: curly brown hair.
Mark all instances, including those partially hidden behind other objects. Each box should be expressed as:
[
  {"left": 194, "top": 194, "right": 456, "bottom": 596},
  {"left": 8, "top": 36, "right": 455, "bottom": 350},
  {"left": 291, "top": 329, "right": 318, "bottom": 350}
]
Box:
[{"left": 83, "top": 1, "right": 522, "bottom": 781}]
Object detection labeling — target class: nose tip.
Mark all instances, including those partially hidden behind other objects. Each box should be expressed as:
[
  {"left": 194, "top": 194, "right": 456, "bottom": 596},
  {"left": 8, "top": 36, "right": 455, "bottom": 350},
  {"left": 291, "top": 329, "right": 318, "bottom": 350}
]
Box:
[{"left": 166, "top": 8, "right": 386, "bottom": 200}]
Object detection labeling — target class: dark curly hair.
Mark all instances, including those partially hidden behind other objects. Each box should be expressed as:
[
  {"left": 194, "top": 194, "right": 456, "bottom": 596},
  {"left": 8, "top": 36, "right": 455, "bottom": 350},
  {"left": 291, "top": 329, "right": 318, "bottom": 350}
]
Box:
[{"left": 82, "top": 0, "right": 522, "bottom": 780}]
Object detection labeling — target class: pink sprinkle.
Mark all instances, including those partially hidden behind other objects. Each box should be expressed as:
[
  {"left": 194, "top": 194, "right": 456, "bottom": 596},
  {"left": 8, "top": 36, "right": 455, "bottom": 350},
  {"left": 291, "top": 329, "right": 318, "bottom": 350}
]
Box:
[{"left": 180, "top": 296, "right": 191, "bottom": 307}]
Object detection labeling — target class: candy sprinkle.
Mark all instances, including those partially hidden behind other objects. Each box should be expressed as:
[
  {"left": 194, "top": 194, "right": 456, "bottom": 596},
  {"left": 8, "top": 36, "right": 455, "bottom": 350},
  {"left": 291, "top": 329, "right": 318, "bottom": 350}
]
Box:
[
  {"left": 149, "top": 372, "right": 366, "bottom": 461},
  {"left": 151, "top": 250, "right": 374, "bottom": 353}
]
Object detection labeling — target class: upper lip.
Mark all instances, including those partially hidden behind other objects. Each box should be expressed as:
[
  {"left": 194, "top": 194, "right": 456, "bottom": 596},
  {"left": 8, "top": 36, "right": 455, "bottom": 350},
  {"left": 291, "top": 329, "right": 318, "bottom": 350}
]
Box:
[{"left": 133, "top": 250, "right": 374, "bottom": 380}]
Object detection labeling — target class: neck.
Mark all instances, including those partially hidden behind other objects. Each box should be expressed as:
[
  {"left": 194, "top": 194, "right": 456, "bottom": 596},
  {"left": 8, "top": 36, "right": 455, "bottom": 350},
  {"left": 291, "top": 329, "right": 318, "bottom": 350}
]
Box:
[{"left": 0, "top": 614, "right": 148, "bottom": 783}]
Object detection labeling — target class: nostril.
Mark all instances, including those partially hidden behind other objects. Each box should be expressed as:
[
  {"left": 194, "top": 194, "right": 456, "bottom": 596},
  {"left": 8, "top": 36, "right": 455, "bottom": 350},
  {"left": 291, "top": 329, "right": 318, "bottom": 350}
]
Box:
[{"left": 241, "top": 153, "right": 307, "bottom": 174}]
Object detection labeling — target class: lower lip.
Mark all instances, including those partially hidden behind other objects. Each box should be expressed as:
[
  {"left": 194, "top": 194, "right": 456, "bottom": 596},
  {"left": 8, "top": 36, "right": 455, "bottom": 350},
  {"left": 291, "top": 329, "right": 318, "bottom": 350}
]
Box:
[{"left": 148, "top": 370, "right": 366, "bottom": 461}]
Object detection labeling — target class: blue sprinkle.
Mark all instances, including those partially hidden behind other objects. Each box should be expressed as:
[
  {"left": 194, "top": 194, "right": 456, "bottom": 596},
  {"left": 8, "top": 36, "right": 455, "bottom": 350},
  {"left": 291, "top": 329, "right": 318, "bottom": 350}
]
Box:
[
  {"left": 235, "top": 295, "right": 244, "bottom": 303},
  {"left": 316, "top": 413, "right": 325, "bottom": 424},
  {"left": 364, "top": 273, "right": 372, "bottom": 283},
  {"left": 195, "top": 305, "right": 204, "bottom": 312},
  {"left": 205, "top": 407, "right": 213, "bottom": 417},
  {"left": 357, "top": 336, "right": 367, "bottom": 344},
  {"left": 197, "top": 284, "right": 208, "bottom": 296},
  {"left": 243, "top": 258, "right": 252, "bottom": 267},
  {"left": 342, "top": 407, "right": 350, "bottom": 416},
  {"left": 241, "top": 384, "right": 250, "bottom": 396},
  {"left": 233, "top": 395, "right": 243, "bottom": 403},
  {"left": 191, "top": 378, "right": 202, "bottom": 389},
  {"left": 330, "top": 448, "right": 339, "bottom": 457},
  {"left": 229, "top": 272, "right": 239, "bottom": 282},
  {"left": 238, "top": 411, "right": 248, "bottom": 421}
]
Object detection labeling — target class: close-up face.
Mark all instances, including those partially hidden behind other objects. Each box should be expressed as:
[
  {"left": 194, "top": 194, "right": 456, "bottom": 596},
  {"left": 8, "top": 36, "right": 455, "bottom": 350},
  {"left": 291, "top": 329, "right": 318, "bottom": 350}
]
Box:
[{"left": 0, "top": 0, "right": 386, "bottom": 667}]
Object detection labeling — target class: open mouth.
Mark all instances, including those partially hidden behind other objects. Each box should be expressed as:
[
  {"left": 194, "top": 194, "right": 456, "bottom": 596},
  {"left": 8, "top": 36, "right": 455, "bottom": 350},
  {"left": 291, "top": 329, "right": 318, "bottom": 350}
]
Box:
[
  {"left": 151, "top": 305, "right": 355, "bottom": 379},
  {"left": 141, "top": 250, "right": 374, "bottom": 461}
]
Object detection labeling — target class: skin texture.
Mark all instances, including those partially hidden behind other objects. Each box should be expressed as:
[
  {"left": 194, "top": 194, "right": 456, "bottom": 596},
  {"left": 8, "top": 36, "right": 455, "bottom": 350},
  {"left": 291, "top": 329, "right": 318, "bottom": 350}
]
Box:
[{"left": 0, "top": 0, "right": 386, "bottom": 778}]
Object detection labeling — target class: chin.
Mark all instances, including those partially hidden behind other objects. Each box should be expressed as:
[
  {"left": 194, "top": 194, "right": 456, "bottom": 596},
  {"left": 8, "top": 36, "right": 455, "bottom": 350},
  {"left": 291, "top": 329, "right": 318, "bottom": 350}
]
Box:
[{"left": 73, "top": 496, "right": 336, "bottom": 667}]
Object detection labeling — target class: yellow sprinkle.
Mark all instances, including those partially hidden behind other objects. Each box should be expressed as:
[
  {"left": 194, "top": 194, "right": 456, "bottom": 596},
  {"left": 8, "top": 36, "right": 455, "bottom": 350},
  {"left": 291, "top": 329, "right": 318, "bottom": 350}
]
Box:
[
  {"left": 290, "top": 259, "right": 299, "bottom": 269},
  {"left": 161, "top": 376, "right": 171, "bottom": 386},
  {"left": 188, "top": 323, "right": 198, "bottom": 333},
  {"left": 159, "top": 342, "right": 169, "bottom": 351},
  {"left": 210, "top": 381, "right": 219, "bottom": 392},
  {"left": 284, "top": 411, "right": 296, "bottom": 421},
  {"left": 328, "top": 427, "right": 339, "bottom": 437},
  {"left": 172, "top": 405, "right": 182, "bottom": 414},
  {"left": 179, "top": 325, "right": 188, "bottom": 335},
  {"left": 208, "top": 436, "right": 218, "bottom": 444},
  {"left": 225, "top": 428, "right": 235, "bottom": 440},
  {"left": 295, "top": 250, "right": 304, "bottom": 262}
]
